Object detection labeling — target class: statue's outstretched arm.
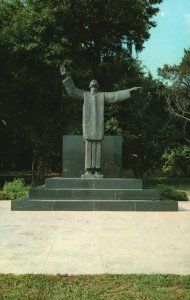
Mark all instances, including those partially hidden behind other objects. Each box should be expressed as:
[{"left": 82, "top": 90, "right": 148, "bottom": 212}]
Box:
[
  {"left": 104, "top": 87, "right": 142, "bottom": 103},
  {"left": 129, "top": 87, "right": 142, "bottom": 93},
  {"left": 60, "top": 65, "right": 84, "bottom": 100}
]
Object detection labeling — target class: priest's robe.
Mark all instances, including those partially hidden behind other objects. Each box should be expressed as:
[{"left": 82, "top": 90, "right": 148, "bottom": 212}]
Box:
[{"left": 63, "top": 76, "right": 131, "bottom": 141}]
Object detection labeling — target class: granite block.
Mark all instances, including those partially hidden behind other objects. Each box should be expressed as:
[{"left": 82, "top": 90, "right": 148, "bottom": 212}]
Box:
[
  {"left": 11, "top": 198, "right": 52, "bottom": 211},
  {"left": 45, "top": 178, "right": 93, "bottom": 189},
  {"left": 116, "top": 189, "right": 160, "bottom": 200},
  {"left": 93, "top": 178, "right": 142, "bottom": 189},
  {"left": 135, "top": 200, "right": 178, "bottom": 211},
  {"left": 94, "top": 200, "right": 136, "bottom": 211},
  {"left": 30, "top": 187, "right": 72, "bottom": 200},
  {"left": 52, "top": 201, "right": 94, "bottom": 211},
  {"left": 72, "top": 189, "right": 115, "bottom": 200},
  {"left": 45, "top": 178, "right": 142, "bottom": 190}
]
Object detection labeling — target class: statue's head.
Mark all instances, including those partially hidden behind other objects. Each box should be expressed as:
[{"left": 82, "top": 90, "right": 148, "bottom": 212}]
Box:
[{"left": 89, "top": 79, "right": 99, "bottom": 94}]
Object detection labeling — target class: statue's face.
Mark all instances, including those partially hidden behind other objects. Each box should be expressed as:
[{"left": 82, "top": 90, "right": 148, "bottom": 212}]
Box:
[{"left": 90, "top": 86, "right": 99, "bottom": 95}]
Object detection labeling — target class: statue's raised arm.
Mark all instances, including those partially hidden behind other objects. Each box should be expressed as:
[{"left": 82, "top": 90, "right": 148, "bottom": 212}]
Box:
[{"left": 60, "top": 65, "right": 84, "bottom": 100}]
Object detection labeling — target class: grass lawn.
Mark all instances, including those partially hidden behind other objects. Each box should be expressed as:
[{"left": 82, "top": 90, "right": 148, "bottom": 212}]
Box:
[{"left": 0, "top": 274, "right": 190, "bottom": 300}]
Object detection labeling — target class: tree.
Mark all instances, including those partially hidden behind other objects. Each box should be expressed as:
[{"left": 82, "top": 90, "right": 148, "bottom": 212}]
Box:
[
  {"left": 0, "top": 0, "right": 163, "bottom": 174},
  {"left": 158, "top": 49, "right": 190, "bottom": 143},
  {"left": 0, "top": 0, "right": 163, "bottom": 82},
  {"left": 105, "top": 73, "right": 182, "bottom": 176}
]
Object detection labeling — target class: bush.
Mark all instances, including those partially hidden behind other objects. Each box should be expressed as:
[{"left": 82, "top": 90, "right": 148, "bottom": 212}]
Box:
[
  {"left": 157, "top": 184, "right": 188, "bottom": 201},
  {"left": 0, "top": 178, "right": 31, "bottom": 200},
  {"left": 162, "top": 145, "right": 190, "bottom": 177}
]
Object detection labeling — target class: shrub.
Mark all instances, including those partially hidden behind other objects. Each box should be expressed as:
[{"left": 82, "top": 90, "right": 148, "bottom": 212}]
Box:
[
  {"left": 157, "top": 184, "right": 188, "bottom": 201},
  {"left": 0, "top": 178, "right": 31, "bottom": 200},
  {"left": 162, "top": 145, "right": 190, "bottom": 177}
]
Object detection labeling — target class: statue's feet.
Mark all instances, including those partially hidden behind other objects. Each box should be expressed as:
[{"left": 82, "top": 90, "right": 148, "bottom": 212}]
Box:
[
  {"left": 94, "top": 170, "right": 101, "bottom": 176},
  {"left": 85, "top": 170, "right": 93, "bottom": 175},
  {"left": 94, "top": 168, "right": 102, "bottom": 175},
  {"left": 81, "top": 170, "right": 103, "bottom": 179}
]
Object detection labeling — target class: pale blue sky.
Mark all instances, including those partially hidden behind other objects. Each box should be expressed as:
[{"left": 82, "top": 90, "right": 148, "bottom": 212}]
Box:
[{"left": 138, "top": 0, "right": 190, "bottom": 78}]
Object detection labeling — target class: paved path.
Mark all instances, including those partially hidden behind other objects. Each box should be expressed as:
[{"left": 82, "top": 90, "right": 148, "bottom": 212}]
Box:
[{"left": 0, "top": 201, "right": 190, "bottom": 275}]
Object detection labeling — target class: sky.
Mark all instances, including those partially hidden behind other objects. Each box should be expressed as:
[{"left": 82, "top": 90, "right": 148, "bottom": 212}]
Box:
[{"left": 138, "top": 0, "right": 190, "bottom": 78}]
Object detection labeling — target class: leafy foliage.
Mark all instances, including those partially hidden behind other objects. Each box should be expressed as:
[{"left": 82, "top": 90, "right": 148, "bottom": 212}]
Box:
[
  {"left": 105, "top": 75, "right": 182, "bottom": 176},
  {"left": 162, "top": 145, "right": 190, "bottom": 177},
  {"left": 157, "top": 184, "right": 188, "bottom": 201},
  {"left": 158, "top": 49, "right": 190, "bottom": 143},
  {"left": 0, "top": 178, "right": 31, "bottom": 200}
]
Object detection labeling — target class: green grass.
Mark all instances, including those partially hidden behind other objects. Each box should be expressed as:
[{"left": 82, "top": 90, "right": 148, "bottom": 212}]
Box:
[{"left": 0, "top": 274, "right": 190, "bottom": 300}]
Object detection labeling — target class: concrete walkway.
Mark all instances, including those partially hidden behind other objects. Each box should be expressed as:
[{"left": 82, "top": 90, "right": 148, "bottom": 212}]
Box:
[{"left": 0, "top": 201, "right": 190, "bottom": 275}]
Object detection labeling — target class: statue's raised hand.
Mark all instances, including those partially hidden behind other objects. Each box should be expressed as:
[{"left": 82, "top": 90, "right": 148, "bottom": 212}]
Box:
[
  {"left": 60, "top": 65, "right": 66, "bottom": 77},
  {"left": 60, "top": 65, "right": 70, "bottom": 78}
]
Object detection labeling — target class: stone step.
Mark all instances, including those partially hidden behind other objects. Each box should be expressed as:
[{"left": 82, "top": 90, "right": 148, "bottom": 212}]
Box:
[
  {"left": 11, "top": 197, "right": 178, "bottom": 211},
  {"left": 45, "top": 177, "right": 143, "bottom": 189},
  {"left": 29, "top": 186, "right": 160, "bottom": 200}
]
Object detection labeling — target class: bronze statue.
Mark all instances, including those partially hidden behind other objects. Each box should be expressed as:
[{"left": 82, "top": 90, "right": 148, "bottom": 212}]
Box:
[{"left": 60, "top": 65, "right": 141, "bottom": 178}]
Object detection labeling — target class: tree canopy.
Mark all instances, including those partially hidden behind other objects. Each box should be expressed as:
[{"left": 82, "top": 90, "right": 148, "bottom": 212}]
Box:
[
  {"left": 0, "top": 0, "right": 162, "bottom": 79},
  {"left": 158, "top": 49, "right": 190, "bottom": 143},
  {"left": 3, "top": 0, "right": 186, "bottom": 179}
]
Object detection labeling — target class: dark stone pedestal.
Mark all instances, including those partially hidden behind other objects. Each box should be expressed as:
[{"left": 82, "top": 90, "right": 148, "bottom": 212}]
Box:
[
  {"left": 11, "top": 135, "right": 178, "bottom": 212},
  {"left": 62, "top": 135, "right": 122, "bottom": 178},
  {"left": 11, "top": 178, "right": 178, "bottom": 211}
]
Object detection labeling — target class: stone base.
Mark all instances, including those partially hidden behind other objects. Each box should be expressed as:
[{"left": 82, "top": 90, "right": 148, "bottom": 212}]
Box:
[
  {"left": 11, "top": 197, "right": 178, "bottom": 211},
  {"left": 11, "top": 177, "right": 178, "bottom": 212}
]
